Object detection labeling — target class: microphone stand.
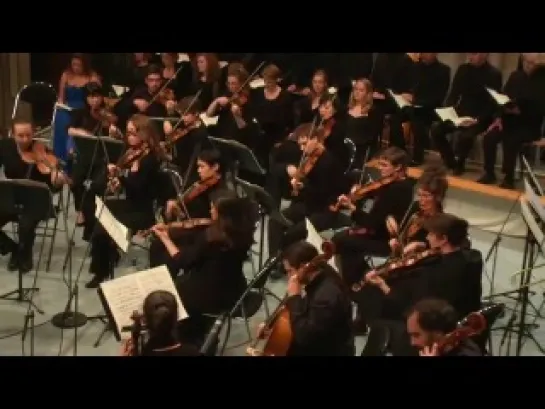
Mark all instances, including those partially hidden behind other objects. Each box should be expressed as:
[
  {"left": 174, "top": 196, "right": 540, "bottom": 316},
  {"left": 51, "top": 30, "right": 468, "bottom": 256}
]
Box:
[{"left": 21, "top": 310, "right": 35, "bottom": 356}]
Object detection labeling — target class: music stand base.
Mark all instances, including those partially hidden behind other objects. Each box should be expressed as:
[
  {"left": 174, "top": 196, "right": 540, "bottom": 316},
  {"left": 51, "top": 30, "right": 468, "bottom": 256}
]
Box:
[
  {"left": 0, "top": 288, "right": 43, "bottom": 314},
  {"left": 50, "top": 311, "right": 88, "bottom": 329}
]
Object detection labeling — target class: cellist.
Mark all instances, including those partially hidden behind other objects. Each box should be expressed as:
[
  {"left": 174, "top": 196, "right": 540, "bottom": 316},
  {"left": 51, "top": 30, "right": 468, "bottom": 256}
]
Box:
[
  {"left": 331, "top": 147, "right": 413, "bottom": 333},
  {"left": 267, "top": 123, "right": 349, "bottom": 275},
  {"left": 255, "top": 241, "right": 354, "bottom": 356}
]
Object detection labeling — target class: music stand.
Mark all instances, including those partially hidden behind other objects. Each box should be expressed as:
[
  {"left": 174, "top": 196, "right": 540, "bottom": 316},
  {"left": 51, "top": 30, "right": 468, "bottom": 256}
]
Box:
[
  {"left": 209, "top": 137, "right": 266, "bottom": 187},
  {"left": 52, "top": 134, "right": 124, "bottom": 331},
  {"left": 234, "top": 177, "right": 292, "bottom": 271},
  {"left": 0, "top": 179, "right": 52, "bottom": 312}
]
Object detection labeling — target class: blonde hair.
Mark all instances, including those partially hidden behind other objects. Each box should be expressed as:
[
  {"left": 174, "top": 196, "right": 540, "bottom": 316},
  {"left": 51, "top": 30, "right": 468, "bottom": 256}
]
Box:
[
  {"left": 127, "top": 114, "right": 160, "bottom": 157},
  {"left": 348, "top": 79, "right": 373, "bottom": 113}
]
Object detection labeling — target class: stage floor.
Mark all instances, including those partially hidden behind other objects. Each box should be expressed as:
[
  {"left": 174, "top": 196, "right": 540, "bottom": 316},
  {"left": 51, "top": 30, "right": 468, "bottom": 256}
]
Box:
[{"left": 0, "top": 171, "right": 544, "bottom": 357}]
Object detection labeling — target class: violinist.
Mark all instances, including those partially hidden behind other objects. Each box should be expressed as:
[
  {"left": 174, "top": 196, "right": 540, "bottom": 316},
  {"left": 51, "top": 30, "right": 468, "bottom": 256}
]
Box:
[
  {"left": 364, "top": 213, "right": 483, "bottom": 324},
  {"left": 162, "top": 96, "right": 210, "bottom": 172},
  {"left": 256, "top": 241, "right": 354, "bottom": 356},
  {"left": 0, "top": 119, "right": 68, "bottom": 273},
  {"left": 160, "top": 53, "right": 188, "bottom": 101},
  {"left": 267, "top": 123, "right": 349, "bottom": 269},
  {"left": 86, "top": 114, "right": 161, "bottom": 288},
  {"left": 188, "top": 53, "right": 223, "bottom": 109},
  {"left": 406, "top": 299, "right": 482, "bottom": 357},
  {"left": 206, "top": 62, "right": 256, "bottom": 149},
  {"left": 150, "top": 192, "right": 258, "bottom": 348},
  {"left": 129, "top": 64, "right": 168, "bottom": 123},
  {"left": 316, "top": 92, "right": 349, "bottom": 168},
  {"left": 67, "top": 82, "right": 120, "bottom": 229},
  {"left": 294, "top": 69, "right": 329, "bottom": 126},
  {"left": 344, "top": 79, "right": 382, "bottom": 168},
  {"left": 330, "top": 147, "right": 413, "bottom": 332},
  {"left": 121, "top": 290, "right": 201, "bottom": 356}
]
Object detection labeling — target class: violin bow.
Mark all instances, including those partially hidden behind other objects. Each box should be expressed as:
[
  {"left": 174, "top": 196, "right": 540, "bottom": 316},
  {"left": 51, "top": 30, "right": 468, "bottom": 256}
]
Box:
[
  {"left": 170, "top": 89, "right": 203, "bottom": 133},
  {"left": 148, "top": 61, "right": 188, "bottom": 105}
]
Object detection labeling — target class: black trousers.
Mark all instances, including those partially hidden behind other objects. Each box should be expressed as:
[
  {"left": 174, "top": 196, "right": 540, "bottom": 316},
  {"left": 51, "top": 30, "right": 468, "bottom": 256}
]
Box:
[
  {"left": 482, "top": 128, "right": 523, "bottom": 181},
  {"left": 268, "top": 201, "right": 351, "bottom": 256},
  {"left": 430, "top": 121, "right": 482, "bottom": 170},
  {"left": 0, "top": 214, "right": 40, "bottom": 259},
  {"left": 387, "top": 112, "right": 407, "bottom": 151},
  {"left": 90, "top": 199, "right": 155, "bottom": 279},
  {"left": 410, "top": 116, "right": 434, "bottom": 163}
]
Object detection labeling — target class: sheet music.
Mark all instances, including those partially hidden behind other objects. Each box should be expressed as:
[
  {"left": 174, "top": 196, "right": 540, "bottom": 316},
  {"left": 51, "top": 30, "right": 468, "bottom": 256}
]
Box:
[
  {"left": 219, "top": 61, "right": 228, "bottom": 69},
  {"left": 55, "top": 102, "right": 72, "bottom": 111},
  {"left": 524, "top": 179, "right": 545, "bottom": 222},
  {"left": 486, "top": 87, "right": 511, "bottom": 106},
  {"left": 178, "top": 53, "right": 190, "bottom": 62},
  {"left": 200, "top": 113, "right": 219, "bottom": 126},
  {"left": 111, "top": 85, "right": 128, "bottom": 97},
  {"left": 94, "top": 196, "right": 130, "bottom": 253},
  {"left": 305, "top": 218, "right": 338, "bottom": 271},
  {"left": 388, "top": 89, "right": 412, "bottom": 109},
  {"left": 328, "top": 87, "right": 337, "bottom": 95},
  {"left": 250, "top": 78, "right": 265, "bottom": 89},
  {"left": 520, "top": 197, "right": 545, "bottom": 245},
  {"left": 435, "top": 107, "right": 475, "bottom": 127},
  {"left": 99, "top": 265, "right": 188, "bottom": 339}
]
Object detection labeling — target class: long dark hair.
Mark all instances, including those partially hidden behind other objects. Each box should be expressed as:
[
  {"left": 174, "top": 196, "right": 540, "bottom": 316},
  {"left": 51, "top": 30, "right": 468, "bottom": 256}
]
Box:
[
  {"left": 143, "top": 290, "right": 178, "bottom": 348},
  {"left": 207, "top": 190, "right": 258, "bottom": 251}
]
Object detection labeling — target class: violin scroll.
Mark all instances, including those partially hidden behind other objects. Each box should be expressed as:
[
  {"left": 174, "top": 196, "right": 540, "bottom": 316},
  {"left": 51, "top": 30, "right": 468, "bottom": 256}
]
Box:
[{"left": 437, "top": 312, "right": 486, "bottom": 355}]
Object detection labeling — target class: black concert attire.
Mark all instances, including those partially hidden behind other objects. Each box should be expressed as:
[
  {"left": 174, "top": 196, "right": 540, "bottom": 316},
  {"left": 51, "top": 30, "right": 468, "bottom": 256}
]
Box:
[
  {"left": 268, "top": 150, "right": 350, "bottom": 257},
  {"left": 323, "top": 116, "right": 350, "bottom": 170},
  {"left": 0, "top": 139, "right": 56, "bottom": 271},
  {"left": 211, "top": 93, "right": 257, "bottom": 148},
  {"left": 252, "top": 87, "right": 294, "bottom": 168},
  {"left": 69, "top": 107, "right": 111, "bottom": 235},
  {"left": 187, "top": 74, "right": 222, "bottom": 111},
  {"left": 384, "top": 54, "right": 419, "bottom": 151},
  {"left": 172, "top": 226, "right": 252, "bottom": 347},
  {"left": 286, "top": 264, "right": 355, "bottom": 356},
  {"left": 149, "top": 178, "right": 229, "bottom": 273},
  {"left": 128, "top": 86, "right": 168, "bottom": 135},
  {"left": 162, "top": 63, "right": 189, "bottom": 101},
  {"left": 409, "top": 59, "right": 451, "bottom": 163},
  {"left": 345, "top": 106, "right": 382, "bottom": 168},
  {"left": 141, "top": 338, "right": 201, "bottom": 356},
  {"left": 332, "top": 53, "right": 374, "bottom": 105},
  {"left": 332, "top": 179, "right": 414, "bottom": 291},
  {"left": 431, "top": 62, "right": 502, "bottom": 173},
  {"left": 370, "top": 53, "right": 404, "bottom": 125},
  {"left": 482, "top": 66, "right": 545, "bottom": 186},
  {"left": 87, "top": 151, "right": 160, "bottom": 287},
  {"left": 295, "top": 94, "right": 321, "bottom": 126}
]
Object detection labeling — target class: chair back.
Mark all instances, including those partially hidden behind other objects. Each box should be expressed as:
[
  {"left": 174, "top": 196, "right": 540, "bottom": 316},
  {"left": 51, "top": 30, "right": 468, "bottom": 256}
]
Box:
[
  {"left": 343, "top": 138, "right": 357, "bottom": 174},
  {"left": 12, "top": 82, "right": 57, "bottom": 133}
]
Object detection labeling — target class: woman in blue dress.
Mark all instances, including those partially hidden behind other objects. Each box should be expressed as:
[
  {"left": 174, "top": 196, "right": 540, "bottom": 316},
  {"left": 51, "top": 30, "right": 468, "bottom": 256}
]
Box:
[{"left": 53, "top": 53, "right": 100, "bottom": 165}]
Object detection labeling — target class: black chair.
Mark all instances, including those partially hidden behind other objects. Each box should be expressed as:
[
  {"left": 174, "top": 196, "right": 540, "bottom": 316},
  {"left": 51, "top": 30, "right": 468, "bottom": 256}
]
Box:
[
  {"left": 361, "top": 321, "right": 391, "bottom": 356},
  {"left": 11, "top": 82, "right": 57, "bottom": 137},
  {"left": 344, "top": 138, "right": 357, "bottom": 174}
]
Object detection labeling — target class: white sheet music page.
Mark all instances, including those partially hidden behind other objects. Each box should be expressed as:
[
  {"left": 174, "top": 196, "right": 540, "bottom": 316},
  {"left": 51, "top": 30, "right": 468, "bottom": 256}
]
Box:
[
  {"left": 435, "top": 107, "right": 475, "bottom": 127},
  {"left": 94, "top": 196, "right": 130, "bottom": 253},
  {"left": 200, "top": 113, "right": 219, "bottom": 126},
  {"left": 250, "top": 78, "right": 265, "bottom": 89},
  {"left": 305, "top": 218, "right": 338, "bottom": 271},
  {"left": 100, "top": 265, "right": 188, "bottom": 339},
  {"left": 388, "top": 89, "right": 412, "bottom": 109},
  {"left": 524, "top": 179, "right": 545, "bottom": 222},
  {"left": 177, "top": 53, "right": 190, "bottom": 62},
  {"left": 486, "top": 88, "right": 511, "bottom": 106},
  {"left": 111, "top": 85, "right": 128, "bottom": 97}
]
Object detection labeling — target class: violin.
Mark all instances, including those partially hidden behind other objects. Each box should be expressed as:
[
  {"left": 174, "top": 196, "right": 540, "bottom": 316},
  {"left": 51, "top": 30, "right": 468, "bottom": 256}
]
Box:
[
  {"left": 19, "top": 141, "right": 63, "bottom": 176},
  {"left": 177, "top": 174, "right": 221, "bottom": 206},
  {"left": 107, "top": 144, "right": 150, "bottom": 193},
  {"left": 436, "top": 312, "right": 486, "bottom": 355},
  {"left": 121, "top": 310, "right": 144, "bottom": 356},
  {"left": 230, "top": 90, "right": 249, "bottom": 107},
  {"left": 138, "top": 218, "right": 212, "bottom": 239},
  {"left": 352, "top": 247, "right": 440, "bottom": 292},
  {"left": 165, "top": 122, "right": 198, "bottom": 148},
  {"left": 318, "top": 117, "right": 335, "bottom": 142},
  {"left": 156, "top": 88, "right": 176, "bottom": 105},
  {"left": 330, "top": 173, "right": 403, "bottom": 212},
  {"left": 247, "top": 241, "right": 335, "bottom": 357},
  {"left": 291, "top": 142, "right": 325, "bottom": 197}
]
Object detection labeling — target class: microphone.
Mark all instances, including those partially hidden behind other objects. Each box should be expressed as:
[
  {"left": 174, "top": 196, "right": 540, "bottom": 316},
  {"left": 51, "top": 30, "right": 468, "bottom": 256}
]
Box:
[{"left": 200, "top": 312, "right": 228, "bottom": 356}]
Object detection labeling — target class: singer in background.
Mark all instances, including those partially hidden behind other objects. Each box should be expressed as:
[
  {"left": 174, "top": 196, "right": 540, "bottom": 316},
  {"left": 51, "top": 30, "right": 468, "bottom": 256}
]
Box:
[
  {"left": 0, "top": 119, "right": 68, "bottom": 273},
  {"left": 149, "top": 192, "right": 258, "bottom": 347},
  {"left": 86, "top": 114, "right": 161, "bottom": 288},
  {"left": 67, "top": 82, "right": 120, "bottom": 235},
  {"left": 257, "top": 241, "right": 354, "bottom": 356},
  {"left": 123, "top": 290, "right": 201, "bottom": 356}
]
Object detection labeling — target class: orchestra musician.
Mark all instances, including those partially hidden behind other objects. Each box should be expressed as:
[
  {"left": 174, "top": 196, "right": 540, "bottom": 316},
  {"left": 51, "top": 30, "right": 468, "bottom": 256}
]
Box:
[
  {"left": 122, "top": 290, "right": 201, "bottom": 356},
  {"left": 267, "top": 123, "right": 349, "bottom": 275},
  {"left": 316, "top": 93, "right": 349, "bottom": 168},
  {"left": 344, "top": 79, "right": 382, "bottom": 168},
  {"left": 188, "top": 53, "right": 223, "bottom": 109},
  {"left": 331, "top": 147, "right": 413, "bottom": 332},
  {"left": 128, "top": 53, "right": 153, "bottom": 91},
  {"left": 256, "top": 241, "right": 354, "bottom": 356},
  {"left": 53, "top": 53, "right": 101, "bottom": 165},
  {"left": 159, "top": 53, "right": 187, "bottom": 103},
  {"left": 431, "top": 53, "right": 502, "bottom": 175},
  {"left": 479, "top": 53, "right": 545, "bottom": 189},
  {"left": 294, "top": 69, "right": 330, "bottom": 126},
  {"left": 129, "top": 64, "right": 168, "bottom": 123},
  {"left": 363, "top": 213, "right": 482, "bottom": 324},
  {"left": 406, "top": 299, "right": 483, "bottom": 357},
  {"left": 0, "top": 119, "right": 69, "bottom": 273},
  {"left": 67, "top": 82, "right": 119, "bottom": 231},
  {"left": 149, "top": 192, "right": 258, "bottom": 348},
  {"left": 332, "top": 53, "right": 374, "bottom": 105},
  {"left": 407, "top": 53, "right": 451, "bottom": 164},
  {"left": 86, "top": 114, "right": 161, "bottom": 288},
  {"left": 369, "top": 53, "right": 403, "bottom": 131}
]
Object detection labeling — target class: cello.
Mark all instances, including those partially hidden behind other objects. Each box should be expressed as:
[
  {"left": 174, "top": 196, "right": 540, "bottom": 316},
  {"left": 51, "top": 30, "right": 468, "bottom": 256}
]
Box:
[{"left": 246, "top": 242, "right": 335, "bottom": 357}]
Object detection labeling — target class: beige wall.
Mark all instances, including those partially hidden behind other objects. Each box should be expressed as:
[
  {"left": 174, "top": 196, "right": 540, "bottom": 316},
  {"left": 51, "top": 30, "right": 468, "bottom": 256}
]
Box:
[
  {"left": 438, "top": 53, "right": 520, "bottom": 83},
  {"left": 0, "top": 53, "right": 31, "bottom": 133}
]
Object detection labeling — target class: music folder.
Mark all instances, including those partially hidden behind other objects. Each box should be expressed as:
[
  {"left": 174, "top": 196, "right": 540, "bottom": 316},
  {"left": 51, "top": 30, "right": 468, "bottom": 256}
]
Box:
[{"left": 435, "top": 107, "right": 476, "bottom": 127}]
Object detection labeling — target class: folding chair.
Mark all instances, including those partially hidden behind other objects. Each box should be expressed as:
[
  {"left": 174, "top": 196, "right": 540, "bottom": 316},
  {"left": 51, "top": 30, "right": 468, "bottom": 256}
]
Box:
[{"left": 11, "top": 82, "right": 57, "bottom": 141}]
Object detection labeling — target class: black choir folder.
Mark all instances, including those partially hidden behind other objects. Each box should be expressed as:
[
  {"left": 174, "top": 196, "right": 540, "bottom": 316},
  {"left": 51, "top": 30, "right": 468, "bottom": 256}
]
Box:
[{"left": 97, "top": 265, "right": 188, "bottom": 341}]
